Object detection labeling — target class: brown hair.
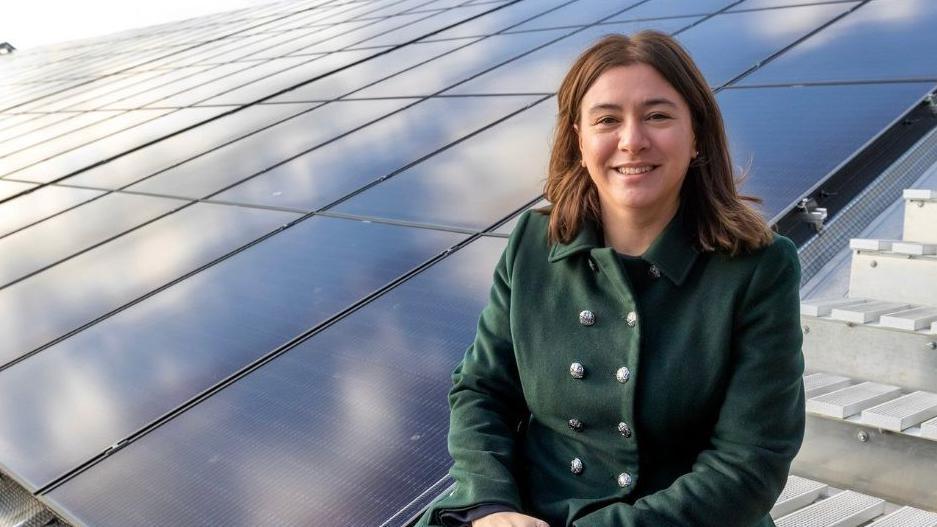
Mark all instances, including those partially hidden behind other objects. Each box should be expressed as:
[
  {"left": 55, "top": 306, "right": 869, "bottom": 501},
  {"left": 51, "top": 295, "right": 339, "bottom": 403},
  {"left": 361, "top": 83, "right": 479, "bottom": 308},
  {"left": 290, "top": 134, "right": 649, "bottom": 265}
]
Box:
[{"left": 543, "top": 31, "right": 772, "bottom": 255}]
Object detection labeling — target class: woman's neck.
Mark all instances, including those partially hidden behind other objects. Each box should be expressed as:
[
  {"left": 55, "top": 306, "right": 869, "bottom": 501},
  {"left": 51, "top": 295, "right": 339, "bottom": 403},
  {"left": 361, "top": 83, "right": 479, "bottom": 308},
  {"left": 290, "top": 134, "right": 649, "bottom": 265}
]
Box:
[{"left": 601, "top": 198, "right": 679, "bottom": 257}]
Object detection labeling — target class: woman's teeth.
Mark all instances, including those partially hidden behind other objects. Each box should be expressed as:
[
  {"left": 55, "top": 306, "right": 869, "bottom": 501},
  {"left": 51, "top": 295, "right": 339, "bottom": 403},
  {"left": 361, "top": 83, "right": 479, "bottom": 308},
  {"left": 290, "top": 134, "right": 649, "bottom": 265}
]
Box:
[{"left": 616, "top": 166, "right": 654, "bottom": 175}]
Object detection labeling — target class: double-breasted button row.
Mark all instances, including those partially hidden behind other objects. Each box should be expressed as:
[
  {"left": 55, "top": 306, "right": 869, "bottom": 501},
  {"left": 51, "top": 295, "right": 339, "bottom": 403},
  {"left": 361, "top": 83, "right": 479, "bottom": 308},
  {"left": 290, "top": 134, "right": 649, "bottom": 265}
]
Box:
[
  {"left": 578, "top": 309, "right": 638, "bottom": 328},
  {"left": 579, "top": 310, "right": 595, "bottom": 326},
  {"left": 618, "top": 472, "right": 633, "bottom": 488}
]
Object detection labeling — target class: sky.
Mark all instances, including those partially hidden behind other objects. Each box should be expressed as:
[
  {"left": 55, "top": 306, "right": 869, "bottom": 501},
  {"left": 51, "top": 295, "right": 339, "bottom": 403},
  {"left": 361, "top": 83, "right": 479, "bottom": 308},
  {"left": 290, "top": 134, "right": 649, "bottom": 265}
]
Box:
[{"left": 1, "top": 0, "right": 279, "bottom": 50}]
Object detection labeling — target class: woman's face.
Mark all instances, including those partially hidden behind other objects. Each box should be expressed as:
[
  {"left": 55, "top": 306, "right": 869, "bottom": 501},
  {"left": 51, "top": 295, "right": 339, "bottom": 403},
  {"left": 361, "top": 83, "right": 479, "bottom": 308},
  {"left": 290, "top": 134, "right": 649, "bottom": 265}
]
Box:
[{"left": 574, "top": 63, "right": 696, "bottom": 218}]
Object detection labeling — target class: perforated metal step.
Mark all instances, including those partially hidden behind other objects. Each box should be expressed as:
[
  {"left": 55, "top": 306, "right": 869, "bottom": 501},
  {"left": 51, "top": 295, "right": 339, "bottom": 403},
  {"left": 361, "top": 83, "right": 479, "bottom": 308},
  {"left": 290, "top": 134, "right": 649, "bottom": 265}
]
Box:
[
  {"left": 893, "top": 242, "right": 937, "bottom": 256},
  {"left": 771, "top": 475, "right": 828, "bottom": 519},
  {"left": 879, "top": 307, "right": 937, "bottom": 331},
  {"left": 807, "top": 382, "right": 902, "bottom": 419},
  {"left": 801, "top": 298, "right": 872, "bottom": 317},
  {"left": 850, "top": 239, "right": 898, "bottom": 251},
  {"left": 867, "top": 506, "right": 937, "bottom": 527},
  {"left": 804, "top": 373, "right": 852, "bottom": 398},
  {"left": 862, "top": 391, "right": 937, "bottom": 432},
  {"left": 921, "top": 416, "right": 937, "bottom": 440},
  {"left": 775, "top": 490, "right": 885, "bottom": 527},
  {"left": 830, "top": 302, "right": 913, "bottom": 324}
]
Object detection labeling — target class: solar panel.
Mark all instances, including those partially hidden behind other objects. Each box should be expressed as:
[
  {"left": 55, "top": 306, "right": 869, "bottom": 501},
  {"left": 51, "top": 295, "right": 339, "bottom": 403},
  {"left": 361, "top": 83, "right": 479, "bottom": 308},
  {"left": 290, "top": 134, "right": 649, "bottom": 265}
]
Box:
[
  {"left": 332, "top": 96, "right": 555, "bottom": 229},
  {"left": 736, "top": 0, "right": 937, "bottom": 85},
  {"left": 0, "top": 186, "right": 104, "bottom": 238},
  {"left": 0, "top": 215, "right": 465, "bottom": 491},
  {"left": 0, "top": 193, "right": 183, "bottom": 287},
  {"left": 214, "top": 95, "right": 540, "bottom": 210},
  {"left": 127, "top": 99, "right": 411, "bottom": 198},
  {"left": 0, "top": 203, "right": 297, "bottom": 367},
  {"left": 719, "top": 82, "right": 934, "bottom": 222},
  {"left": 43, "top": 235, "right": 506, "bottom": 527},
  {"left": 0, "top": 0, "right": 934, "bottom": 525},
  {"left": 446, "top": 18, "right": 700, "bottom": 95},
  {"left": 70, "top": 102, "right": 320, "bottom": 189}
]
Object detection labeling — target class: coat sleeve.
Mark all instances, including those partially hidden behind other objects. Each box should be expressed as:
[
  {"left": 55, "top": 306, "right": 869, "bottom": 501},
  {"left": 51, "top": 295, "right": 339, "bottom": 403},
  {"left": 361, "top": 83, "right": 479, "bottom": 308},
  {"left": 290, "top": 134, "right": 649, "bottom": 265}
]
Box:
[
  {"left": 573, "top": 236, "right": 806, "bottom": 527},
  {"left": 421, "top": 212, "right": 533, "bottom": 525}
]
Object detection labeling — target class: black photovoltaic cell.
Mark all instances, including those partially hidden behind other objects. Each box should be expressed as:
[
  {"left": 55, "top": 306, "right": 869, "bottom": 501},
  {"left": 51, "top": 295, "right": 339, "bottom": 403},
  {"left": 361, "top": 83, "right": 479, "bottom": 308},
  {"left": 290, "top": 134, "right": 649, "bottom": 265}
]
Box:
[
  {"left": 512, "top": 0, "right": 646, "bottom": 31},
  {"left": 0, "top": 109, "right": 170, "bottom": 178},
  {"left": 351, "top": 29, "right": 568, "bottom": 97},
  {"left": 270, "top": 39, "right": 473, "bottom": 102},
  {"left": 0, "top": 193, "right": 184, "bottom": 287},
  {"left": 421, "top": 0, "right": 573, "bottom": 40},
  {"left": 344, "top": 4, "right": 505, "bottom": 49},
  {"left": 128, "top": 99, "right": 410, "bottom": 198},
  {"left": 9, "top": 106, "right": 230, "bottom": 183},
  {"left": 0, "top": 186, "right": 104, "bottom": 238},
  {"left": 44, "top": 235, "right": 506, "bottom": 527},
  {"left": 0, "top": 181, "right": 36, "bottom": 201},
  {"left": 607, "top": 0, "right": 738, "bottom": 20},
  {"left": 0, "top": 216, "right": 465, "bottom": 491},
  {"left": 729, "top": 0, "right": 857, "bottom": 11},
  {"left": 193, "top": 50, "right": 377, "bottom": 106},
  {"left": 332, "top": 97, "right": 555, "bottom": 229},
  {"left": 720, "top": 82, "right": 934, "bottom": 221},
  {"left": 737, "top": 0, "right": 937, "bottom": 85},
  {"left": 0, "top": 203, "right": 298, "bottom": 368},
  {"left": 674, "top": 1, "right": 857, "bottom": 87},
  {"left": 446, "top": 18, "right": 699, "bottom": 95},
  {"left": 0, "top": 111, "right": 126, "bottom": 159},
  {"left": 214, "top": 95, "right": 539, "bottom": 210},
  {"left": 70, "top": 102, "right": 319, "bottom": 190}
]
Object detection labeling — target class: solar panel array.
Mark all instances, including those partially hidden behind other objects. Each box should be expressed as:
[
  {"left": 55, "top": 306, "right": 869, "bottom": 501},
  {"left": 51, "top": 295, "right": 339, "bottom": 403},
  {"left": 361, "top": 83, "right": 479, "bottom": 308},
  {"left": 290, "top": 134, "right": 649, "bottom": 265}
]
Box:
[{"left": 0, "top": 0, "right": 935, "bottom": 525}]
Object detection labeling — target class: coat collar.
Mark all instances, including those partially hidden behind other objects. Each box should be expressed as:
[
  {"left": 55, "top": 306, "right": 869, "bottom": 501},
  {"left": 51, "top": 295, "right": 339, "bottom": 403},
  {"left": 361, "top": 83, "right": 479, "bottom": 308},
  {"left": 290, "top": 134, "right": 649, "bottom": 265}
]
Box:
[{"left": 547, "top": 205, "right": 700, "bottom": 286}]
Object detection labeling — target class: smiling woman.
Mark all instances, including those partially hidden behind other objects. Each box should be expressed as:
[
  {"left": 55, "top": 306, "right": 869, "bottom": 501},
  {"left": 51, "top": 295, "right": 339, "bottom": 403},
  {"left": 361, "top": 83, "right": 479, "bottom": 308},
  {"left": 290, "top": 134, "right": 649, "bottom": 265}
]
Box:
[{"left": 416, "top": 31, "right": 804, "bottom": 527}]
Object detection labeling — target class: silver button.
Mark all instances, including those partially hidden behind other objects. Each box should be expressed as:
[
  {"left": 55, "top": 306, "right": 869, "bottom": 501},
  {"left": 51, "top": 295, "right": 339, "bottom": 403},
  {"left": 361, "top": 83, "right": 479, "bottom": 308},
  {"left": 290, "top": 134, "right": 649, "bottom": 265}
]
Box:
[
  {"left": 570, "top": 362, "right": 585, "bottom": 379},
  {"left": 618, "top": 422, "right": 632, "bottom": 438},
  {"left": 568, "top": 418, "right": 583, "bottom": 432},
  {"left": 618, "top": 472, "right": 632, "bottom": 487},
  {"left": 579, "top": 310, "right": 596, "bottom": 326},
  {"left": 649, "top": 265, "right": 660, "bottom": 279},
  {"left": 571, "top": 458, "right": 584, "bottom": 475},
  {"left": 626, "top": 311, "right": 638, "bottom": 327},
  {"left": 616, "top": 367, "right": 630, "bottom": 384}
]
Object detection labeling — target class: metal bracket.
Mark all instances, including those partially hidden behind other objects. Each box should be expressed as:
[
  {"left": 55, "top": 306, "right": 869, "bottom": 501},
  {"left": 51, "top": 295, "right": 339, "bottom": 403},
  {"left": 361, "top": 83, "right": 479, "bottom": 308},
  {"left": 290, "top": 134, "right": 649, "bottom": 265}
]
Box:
[{"left": 797, "top": 198, "right": 828, "bottom": 232}]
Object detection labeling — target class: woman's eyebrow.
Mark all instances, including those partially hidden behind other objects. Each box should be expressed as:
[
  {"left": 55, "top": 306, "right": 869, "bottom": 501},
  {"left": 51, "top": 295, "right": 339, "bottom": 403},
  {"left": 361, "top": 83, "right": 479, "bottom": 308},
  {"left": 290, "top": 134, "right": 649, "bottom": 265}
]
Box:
[{"left": 587, "top": 98, "right": 677, "bottom": 114}]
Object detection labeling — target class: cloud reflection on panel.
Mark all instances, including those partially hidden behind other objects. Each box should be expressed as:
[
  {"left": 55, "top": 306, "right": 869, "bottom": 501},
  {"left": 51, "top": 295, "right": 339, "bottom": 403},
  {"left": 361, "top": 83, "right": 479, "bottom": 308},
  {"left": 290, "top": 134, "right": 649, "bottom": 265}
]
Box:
[
  {"left": 673, "top": 2, "right": 857, "bottom": 87},
  {"left": 128, "top": 99, "right": 410, "bottom": 199},
  {"left": 45, "top": 236, "right": 507, "bottom": 527},
  {"left": 0, "top": 215, "right": 464, "bottom": 491},
  {"left": 720, "top": 82, "right": 935, "bottom": 223},
  {"left": 214, "top": 95, "right": 540, "bottom": 211},
  {"left": 736, "top": 0, "right": 937, "bottom": 84},
  {"left": 69, "top": 102, "right": 319, "bottom": 190},
  {"left": 0, "top": 203, "right": 297, "bottom": 371},
  {"left": 446, "top": 18, "right": 699, "bottom": 96},
  {"left": 351, "top": 29, "right": 567, "bottom": 98},
  {"left": 7, "top": 107, "right": 230, "bottom": 184},
  {"left": 333, "top": 97, "right": 556, "bottom": 231}
]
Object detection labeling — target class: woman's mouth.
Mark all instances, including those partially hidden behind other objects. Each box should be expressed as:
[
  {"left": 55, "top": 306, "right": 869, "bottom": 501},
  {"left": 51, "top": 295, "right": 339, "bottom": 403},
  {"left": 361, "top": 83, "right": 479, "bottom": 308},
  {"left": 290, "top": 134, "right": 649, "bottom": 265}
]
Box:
[{"left": 614, "top": 165, "right": 657, "bottom": 175}]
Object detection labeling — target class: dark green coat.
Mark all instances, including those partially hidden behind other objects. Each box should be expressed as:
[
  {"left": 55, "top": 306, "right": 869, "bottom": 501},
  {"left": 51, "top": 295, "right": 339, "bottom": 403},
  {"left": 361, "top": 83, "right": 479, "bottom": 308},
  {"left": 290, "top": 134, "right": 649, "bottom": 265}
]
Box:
[{"left": 418, "top": 206, "right": 805, "bottom": 527}]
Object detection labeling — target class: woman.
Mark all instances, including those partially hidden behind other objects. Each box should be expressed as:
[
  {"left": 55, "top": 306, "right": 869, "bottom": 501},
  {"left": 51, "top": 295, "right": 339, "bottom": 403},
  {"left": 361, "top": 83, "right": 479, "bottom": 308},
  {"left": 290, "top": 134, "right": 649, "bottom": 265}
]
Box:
[{"left": 417, "top": 31, "right": 805, "bottom": 527}]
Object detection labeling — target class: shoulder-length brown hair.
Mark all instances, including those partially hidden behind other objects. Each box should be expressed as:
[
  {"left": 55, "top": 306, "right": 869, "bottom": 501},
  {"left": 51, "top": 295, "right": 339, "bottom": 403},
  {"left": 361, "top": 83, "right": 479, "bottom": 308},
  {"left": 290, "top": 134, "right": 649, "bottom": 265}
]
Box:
[{"left": 543, "top": 31, "right": 772, "bottom": 255}]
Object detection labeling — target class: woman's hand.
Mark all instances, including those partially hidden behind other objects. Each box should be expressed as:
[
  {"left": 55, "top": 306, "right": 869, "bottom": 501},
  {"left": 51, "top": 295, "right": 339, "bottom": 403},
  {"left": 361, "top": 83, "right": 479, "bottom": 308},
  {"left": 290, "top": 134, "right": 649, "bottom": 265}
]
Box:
[{"left": 471, "top": 511, "right": 549, "bottom": 527}]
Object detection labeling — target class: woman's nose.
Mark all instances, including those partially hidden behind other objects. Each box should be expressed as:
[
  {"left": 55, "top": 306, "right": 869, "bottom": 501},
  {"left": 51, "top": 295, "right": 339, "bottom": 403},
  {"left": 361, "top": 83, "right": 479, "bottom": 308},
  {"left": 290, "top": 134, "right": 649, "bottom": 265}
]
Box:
[{"left": 617, "top": 120, "right": 649, "bottom": 154}]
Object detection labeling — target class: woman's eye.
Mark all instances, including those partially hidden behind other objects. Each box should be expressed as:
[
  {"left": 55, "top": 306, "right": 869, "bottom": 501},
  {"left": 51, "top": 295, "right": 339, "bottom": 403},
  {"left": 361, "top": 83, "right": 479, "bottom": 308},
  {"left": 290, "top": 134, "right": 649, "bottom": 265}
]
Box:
[
  {"left": 596, "top": 116, "right": 617, "bottom": 125},
  {"left": 648, "top": 113, "right": 671, "bottom": 121}
]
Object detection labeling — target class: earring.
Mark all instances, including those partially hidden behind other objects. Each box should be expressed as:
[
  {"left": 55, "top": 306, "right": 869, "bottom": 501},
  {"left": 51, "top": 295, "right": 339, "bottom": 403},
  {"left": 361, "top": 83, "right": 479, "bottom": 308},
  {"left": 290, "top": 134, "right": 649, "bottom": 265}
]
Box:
[{"left": 693, "top": 150, "right": 699, "bottom": 159}]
